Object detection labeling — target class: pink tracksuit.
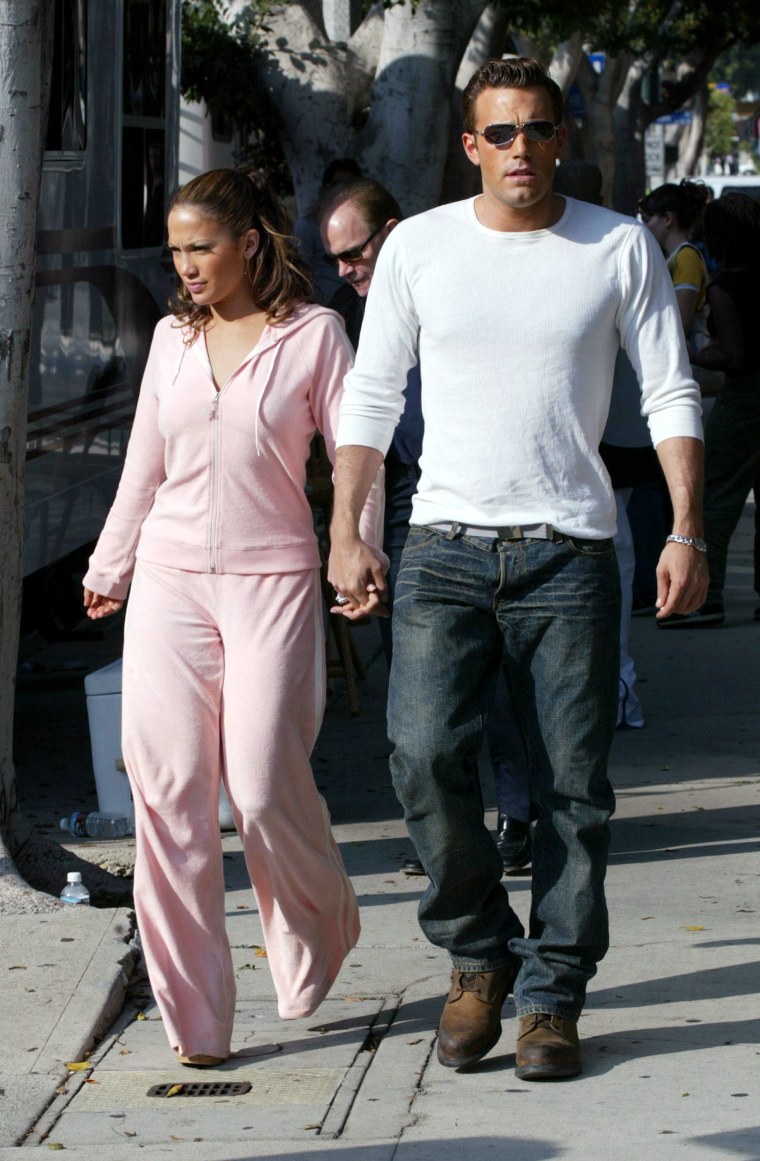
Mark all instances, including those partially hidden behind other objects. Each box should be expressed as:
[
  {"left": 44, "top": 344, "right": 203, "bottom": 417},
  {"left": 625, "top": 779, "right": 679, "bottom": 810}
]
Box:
[{"left": 83, "top": 305, "right": 381, "bottom": 1058}]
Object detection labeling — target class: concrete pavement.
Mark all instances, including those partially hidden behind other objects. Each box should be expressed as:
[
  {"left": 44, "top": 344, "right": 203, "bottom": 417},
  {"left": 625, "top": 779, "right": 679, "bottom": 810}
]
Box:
[{"left": 1, "top": 503, "right": 758, "bottom": 1158}]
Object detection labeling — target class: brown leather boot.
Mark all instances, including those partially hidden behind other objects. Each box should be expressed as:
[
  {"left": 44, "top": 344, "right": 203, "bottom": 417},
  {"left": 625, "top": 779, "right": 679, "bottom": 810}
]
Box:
[
  {"left": 436, "top": 962, "right": 518, "bottom": 1069},
  {"left": 515, "top": 1013, "right": 581, "bottom": 1080}
]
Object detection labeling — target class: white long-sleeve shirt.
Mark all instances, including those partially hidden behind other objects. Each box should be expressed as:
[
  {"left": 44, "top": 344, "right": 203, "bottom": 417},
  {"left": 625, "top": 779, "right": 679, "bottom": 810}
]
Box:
[{"left": 337, "top": 196, "right": 702, "bottom": 539}]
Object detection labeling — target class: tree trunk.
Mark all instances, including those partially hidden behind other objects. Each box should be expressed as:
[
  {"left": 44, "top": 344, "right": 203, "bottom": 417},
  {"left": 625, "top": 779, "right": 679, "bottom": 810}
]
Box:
[
  {"left": 252, "top": 4, "right": 361, "bottom": 213},
  {"left": 252, "top": 1, "right": 487, "bottom": 214},
  {"left": 0, "top": 0, "right": 55, "bottom": 837},
  {"left": 573, "top": 51, "right": 631, "bottom": 208},
  {"left": 359, "top": 0, "right": 486, "bottom": 213},
  {"left": 441, "top": 2, "right": 509, "bottom": 204},
  {"left": 548, "top": 33, "right": 584, "bottom": 96},
  {"left": 613, "top": 44, "right": 725, "bottom": 212},
  {"left": 613, "top": 61, "right": 649, "bottom": 214},
  {"left": 677, "top": 85, "right": 707, "bottom": 177}
]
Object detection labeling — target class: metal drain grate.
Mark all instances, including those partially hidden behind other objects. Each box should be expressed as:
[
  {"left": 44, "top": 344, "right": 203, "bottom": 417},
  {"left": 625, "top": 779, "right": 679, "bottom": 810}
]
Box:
[{"left": 147, "top": 1081, "right": 252, "bottom": 1098}]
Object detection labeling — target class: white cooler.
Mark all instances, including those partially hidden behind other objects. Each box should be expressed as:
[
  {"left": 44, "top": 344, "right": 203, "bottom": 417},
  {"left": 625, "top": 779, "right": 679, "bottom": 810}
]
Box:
[
  {"left": 84, "top": 658, "right": 133, "bottom": 819},
  {"left": 84, "top": 659, "right": 235, "bottom": 829}
]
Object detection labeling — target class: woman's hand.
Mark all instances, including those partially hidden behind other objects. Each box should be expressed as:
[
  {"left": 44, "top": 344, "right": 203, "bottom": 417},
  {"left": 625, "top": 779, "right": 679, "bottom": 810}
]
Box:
[
  {"left": 83, "top": 588, "right": 124, "bottom": 620},
  {"left": 328, "top": 536, "right": 390, "bottom": 619}
]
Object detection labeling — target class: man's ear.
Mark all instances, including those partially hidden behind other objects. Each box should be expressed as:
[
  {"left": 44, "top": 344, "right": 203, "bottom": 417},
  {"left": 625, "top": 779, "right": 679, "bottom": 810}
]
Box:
[
  {"left": 555, "top": 124, "right": 567, "bottom": 162},
  {"left": 386, "top": 218, "right": 401, "bottom": 234},
  {"left": 462, "top": 132, "right": 481, "bottom": 169}
]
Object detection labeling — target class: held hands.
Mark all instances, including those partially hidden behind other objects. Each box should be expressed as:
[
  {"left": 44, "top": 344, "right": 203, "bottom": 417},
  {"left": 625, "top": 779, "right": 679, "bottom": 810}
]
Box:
[
  {"left": 654, "top": 542, "right": 709, "bottom": 619},
  {"left": 83, "top": 588, "right": 124, "bottom": 620},
  {"left": 328, "top": 536, "right": 390, "bottom": 619}
]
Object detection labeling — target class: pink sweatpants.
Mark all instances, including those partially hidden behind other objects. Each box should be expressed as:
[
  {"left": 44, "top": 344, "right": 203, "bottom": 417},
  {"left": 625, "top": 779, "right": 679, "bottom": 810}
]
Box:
[{"left": 122, "top": 561, "right": 360, "bottom": 1059}]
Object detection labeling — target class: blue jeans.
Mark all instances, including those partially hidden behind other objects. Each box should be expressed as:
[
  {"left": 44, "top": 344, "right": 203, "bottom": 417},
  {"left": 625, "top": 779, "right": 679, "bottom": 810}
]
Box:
[
  {"left": 378, "top": 457, "right": 422, "bottom": 668},
  {"left": 487, "top": 660, "right": 533, "bottom": 823},
  {"left": 388, "top": 526, "right": 620, "bottom": 1019}
]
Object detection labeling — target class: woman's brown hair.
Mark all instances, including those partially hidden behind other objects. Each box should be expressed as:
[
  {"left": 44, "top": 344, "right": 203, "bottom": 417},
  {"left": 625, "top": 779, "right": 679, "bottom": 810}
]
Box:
[
  {"left": 638, "top": 179, "right": 709, "bottom": 234},
  {"left": 168, "top": 168, "right": 313, "bottom": 333}
]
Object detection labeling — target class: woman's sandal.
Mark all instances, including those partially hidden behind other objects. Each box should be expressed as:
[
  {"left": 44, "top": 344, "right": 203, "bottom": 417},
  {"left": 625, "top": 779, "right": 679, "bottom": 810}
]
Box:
[{"left": 175, "top": 1053, "right": 227, "bottom": 1068}]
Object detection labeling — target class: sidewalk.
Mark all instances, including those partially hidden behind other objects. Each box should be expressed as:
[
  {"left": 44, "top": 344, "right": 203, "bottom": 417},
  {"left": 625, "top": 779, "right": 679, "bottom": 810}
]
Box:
[{"left": 1, "top": 504, "right": 758, "bottom": 1158}]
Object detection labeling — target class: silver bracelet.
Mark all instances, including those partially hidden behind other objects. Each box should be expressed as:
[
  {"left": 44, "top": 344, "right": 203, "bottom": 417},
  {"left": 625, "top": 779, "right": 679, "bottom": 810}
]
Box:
[{"left": 666, "top": 534, "right": 707, "bottom": 553}]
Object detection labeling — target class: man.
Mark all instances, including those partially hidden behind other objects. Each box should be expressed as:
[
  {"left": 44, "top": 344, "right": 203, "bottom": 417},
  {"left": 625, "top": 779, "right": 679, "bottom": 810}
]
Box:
[
  {"left": 321, "top": 179, "right": 533, "bottom": 878},
  {"left": 294, "top": 157, "right": 362, "bottom": 302},
  {"left": 319, "top": 178, "right": 423, "bottom": 658},
  {"left": 329, "top": 57, "right": 707, "bottom": 1081}
]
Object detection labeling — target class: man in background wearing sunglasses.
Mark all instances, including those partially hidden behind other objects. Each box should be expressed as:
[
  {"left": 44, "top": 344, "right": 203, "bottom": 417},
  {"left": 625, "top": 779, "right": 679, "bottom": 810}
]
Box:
[
  {"left": 328, "top": 57, "right": 707, "bottom": 1081},
  {"left": 319, "top": 179, "right": 424, "bottom": 667}
]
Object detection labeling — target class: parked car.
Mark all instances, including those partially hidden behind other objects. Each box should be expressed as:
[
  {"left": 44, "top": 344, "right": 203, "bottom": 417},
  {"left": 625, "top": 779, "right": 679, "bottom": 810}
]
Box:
[{"left": 698, "top": 173, "right": 760, "bottom": 202}]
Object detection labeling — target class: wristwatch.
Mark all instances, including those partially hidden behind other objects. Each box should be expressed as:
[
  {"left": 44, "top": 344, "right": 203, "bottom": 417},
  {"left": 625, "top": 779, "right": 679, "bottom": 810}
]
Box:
[{"left": 666, "top": 534, "right": 707, "bottom": 553}]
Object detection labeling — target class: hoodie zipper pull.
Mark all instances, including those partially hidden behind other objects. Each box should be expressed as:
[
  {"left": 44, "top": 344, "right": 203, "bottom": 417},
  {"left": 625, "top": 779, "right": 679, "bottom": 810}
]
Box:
[{"left": 206, "top": 394, "right": 220, "bottom": 419}]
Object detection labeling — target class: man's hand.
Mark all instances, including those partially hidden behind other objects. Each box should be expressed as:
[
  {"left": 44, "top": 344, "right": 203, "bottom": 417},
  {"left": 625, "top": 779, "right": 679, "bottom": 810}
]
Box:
[
  {"left": 329, "top": 444, "right": 389, "bottom": 618},
  {"left": 653, "top": 436, "right": 709, "bottom": 618},
  {"left": 655, "top": 543, "right": 709, "bottom": 619},
  {"left": 328, "top": 534, "right": 390, "bottom": 619}
]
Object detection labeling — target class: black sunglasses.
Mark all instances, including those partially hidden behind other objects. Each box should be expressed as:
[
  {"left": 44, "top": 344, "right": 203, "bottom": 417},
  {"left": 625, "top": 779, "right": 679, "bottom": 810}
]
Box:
[
  {"left": 324, "top": 224, "right": 384, "bottom": 267},
  {"left": 473, "top": 120, "right": 560, "bottom": 147}
]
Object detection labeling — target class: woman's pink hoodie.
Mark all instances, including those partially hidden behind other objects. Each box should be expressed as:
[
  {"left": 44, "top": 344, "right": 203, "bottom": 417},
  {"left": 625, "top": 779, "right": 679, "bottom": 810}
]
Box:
[{"left": 84, "top": 303, "right": 382, "bottom": 600}]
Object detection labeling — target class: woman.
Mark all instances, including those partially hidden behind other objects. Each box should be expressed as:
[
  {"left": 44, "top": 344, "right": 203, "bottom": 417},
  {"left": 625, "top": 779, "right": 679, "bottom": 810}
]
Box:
[
  {"left": 83, "top": 168, "right": 382, "bottom": 1065},
  {"left": 639, "top": 180, "right": 710, "bottom": 342},
  {"left": 681, "top": 191, "right": 760, "bottom": 625}
]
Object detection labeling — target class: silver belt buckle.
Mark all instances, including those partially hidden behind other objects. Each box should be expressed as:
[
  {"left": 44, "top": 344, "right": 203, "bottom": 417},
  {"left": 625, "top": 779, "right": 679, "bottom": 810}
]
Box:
[{"left": 498, "top": 523, "right": 553, "bottom": 541}]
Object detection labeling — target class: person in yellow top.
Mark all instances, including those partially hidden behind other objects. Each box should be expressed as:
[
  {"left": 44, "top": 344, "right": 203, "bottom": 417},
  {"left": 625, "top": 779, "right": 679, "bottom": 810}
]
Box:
[{"left": 639, "top": 180, "right": 709, "bottom": 346}]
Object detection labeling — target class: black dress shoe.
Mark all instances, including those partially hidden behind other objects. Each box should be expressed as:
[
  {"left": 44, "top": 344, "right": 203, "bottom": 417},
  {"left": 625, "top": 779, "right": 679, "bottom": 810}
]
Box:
[
  {"left": 402, "top": 855, "right": 426, "bottom": 875},
  {"left": 495, "top": 815, "right": 532, "bottom": 874}
]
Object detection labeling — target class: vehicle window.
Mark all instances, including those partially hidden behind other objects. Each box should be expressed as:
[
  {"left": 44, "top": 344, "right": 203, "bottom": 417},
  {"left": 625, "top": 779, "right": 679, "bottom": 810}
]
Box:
[
  {"left": 46, "top": 0, "right": 87, "bottom": 152},
  {"left": 121, "top": 0, "right": 167, "bottom": 249}
]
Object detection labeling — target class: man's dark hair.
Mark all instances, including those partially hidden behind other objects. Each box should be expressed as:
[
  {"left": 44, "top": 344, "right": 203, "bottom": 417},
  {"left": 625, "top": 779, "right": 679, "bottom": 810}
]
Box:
[
  {"left": 461, "top": 57, "right": 563, "bottom": 133},
  {"left": 317, "top": 178, "right": 403, "bottom": 233}
]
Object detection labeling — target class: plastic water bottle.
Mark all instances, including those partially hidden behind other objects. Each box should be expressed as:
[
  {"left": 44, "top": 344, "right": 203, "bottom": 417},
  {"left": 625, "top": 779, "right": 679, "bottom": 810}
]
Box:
[
  {"left": 60, "top": 871, "right": 90, "bottom": 905},
  {"left": 60, "top": 811, "right": 132, "bottom": 840}
]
